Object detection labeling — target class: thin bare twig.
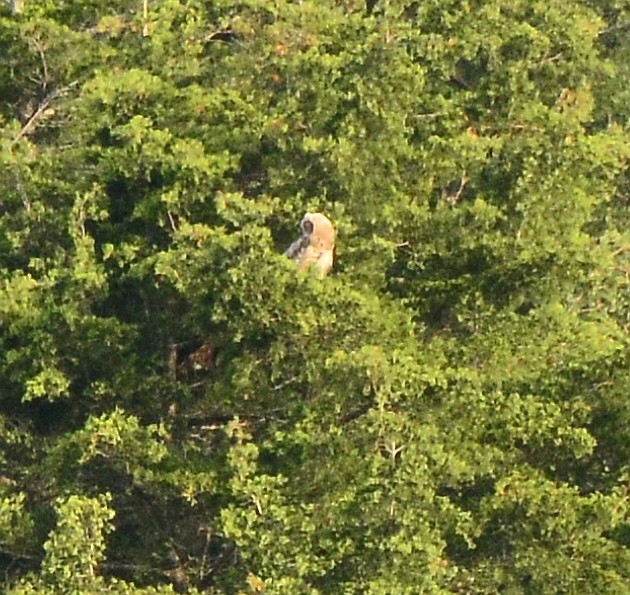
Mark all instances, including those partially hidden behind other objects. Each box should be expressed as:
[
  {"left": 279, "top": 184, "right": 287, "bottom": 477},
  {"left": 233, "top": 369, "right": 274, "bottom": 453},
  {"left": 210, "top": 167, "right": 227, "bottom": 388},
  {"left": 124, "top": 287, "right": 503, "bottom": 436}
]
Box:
[
  {"left": 199, "top": 529, "right": 212, "bottom": 582},
  {"left": 167, "top": 211, "right": 179, "bottom": 232},
  {"left": 13, "top": 168, "right": 31, "bottom": 211},
  {"left": 142, "top": 0, "right": 150, "bottom": 37},
  {"left": 599, "top": 21, "right": 630, "bottom": 36},
  {"left": 272, "top": 375, "right": 300, "bottom": 391},
  {"left": 511, "top": 123, "right": 546, "bottom": 134},
  {"left": 412, "top": 112, "right": 443, "bottom": 120},
  {"left": 10, "top": 81, "right": 78, "bottom": 149},
  {"left": 530, "top": 52, "right": 563, "bottom": 69},
  {"left": 31, "top": 35, "right": 51, "bottom": 92},
  {"left": 443, "top": 172, "right": 469, "bottom": 206},
  {"left": 381, "top": 440, "right": 404, "bottom": 464}
]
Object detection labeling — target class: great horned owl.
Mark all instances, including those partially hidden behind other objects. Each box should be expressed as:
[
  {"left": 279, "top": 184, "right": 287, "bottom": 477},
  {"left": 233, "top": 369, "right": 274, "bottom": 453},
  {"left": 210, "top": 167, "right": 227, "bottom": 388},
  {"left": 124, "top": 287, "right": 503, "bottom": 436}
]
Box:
[{"left": 284, "top": 212, "right": 335, "bottom": 276}]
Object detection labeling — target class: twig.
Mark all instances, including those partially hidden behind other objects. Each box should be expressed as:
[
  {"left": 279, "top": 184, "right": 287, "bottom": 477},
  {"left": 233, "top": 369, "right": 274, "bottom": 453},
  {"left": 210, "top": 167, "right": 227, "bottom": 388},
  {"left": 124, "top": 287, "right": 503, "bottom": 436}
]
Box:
[
  {"left": 511, "top": 123, "right": 546, "bottom": 134},
  {"left": 167, "top": 211, "right": 179, "bottom": 232},
  {"left": 142, "top": 0, "right": 150, "bottom": 37},
  {"left": 381, "top": 440, "right": 404, "bottom": 464},
  {"left": 11, "top": 99, "right": 51, "bottom": 147},
  {"left": 443, "top": 172, "right": 469, "bottom": 206},
  {"left": 530, "top": 52, "right": 563, "bottom": 68},
  {"left": 199, "top": 529, "right": 212, "bottom": 582},
  {"left": 599, "top": 21, "right": 630, "bottom": 36},
  {"left": 10, "top": 81, "right": 78, "bottom": 149},
  {"left": 31, "top": 35, "right": 51, "bottom": 92},
  {"left": 272, "top": 375, "right": 300, "bottom": 391},
  {"left": 412, "top": 112, "right": 443, "bottom": 120},
  {"left": 13, "top": 168, "right": 31, "bottom": 211}
]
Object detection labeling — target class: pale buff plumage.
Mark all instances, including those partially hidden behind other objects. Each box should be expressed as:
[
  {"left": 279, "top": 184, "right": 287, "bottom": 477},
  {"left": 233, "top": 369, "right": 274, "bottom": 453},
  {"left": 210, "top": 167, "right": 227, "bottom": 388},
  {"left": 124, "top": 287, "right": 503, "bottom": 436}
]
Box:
[{"left": 284, "top": 212, "right": 336, "bottom": 276}]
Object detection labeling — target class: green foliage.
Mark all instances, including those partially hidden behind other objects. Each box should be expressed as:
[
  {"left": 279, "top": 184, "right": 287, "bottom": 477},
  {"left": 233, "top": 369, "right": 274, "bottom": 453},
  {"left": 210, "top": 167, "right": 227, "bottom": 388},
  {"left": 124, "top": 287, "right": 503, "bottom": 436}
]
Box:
[
  {"left": 0, "top": 0, "right": 629, "bottom": 593},
  {"left": 0, "top": 491, "right": 34, "bottom": 553},
  {"left": 41, "top": 494, "right": 115, "bottom": 591}
]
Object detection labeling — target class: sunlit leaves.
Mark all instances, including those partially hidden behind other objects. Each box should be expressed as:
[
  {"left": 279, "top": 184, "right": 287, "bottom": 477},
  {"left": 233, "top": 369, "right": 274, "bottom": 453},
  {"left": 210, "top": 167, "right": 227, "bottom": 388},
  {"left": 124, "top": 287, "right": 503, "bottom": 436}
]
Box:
[{"left": 0, "top": 0, "right": 629, "bottom": 593}]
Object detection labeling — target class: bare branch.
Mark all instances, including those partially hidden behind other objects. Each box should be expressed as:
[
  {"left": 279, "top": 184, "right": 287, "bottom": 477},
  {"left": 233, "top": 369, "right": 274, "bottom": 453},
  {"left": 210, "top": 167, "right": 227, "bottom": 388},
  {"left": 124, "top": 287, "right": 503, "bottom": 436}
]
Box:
[
  {"left": 142, "top": 0, "right": 150, "bottom": 37},
  {"left": 10, "top": 81, "right": 79, "bottom": 149},
  {"left": 443, "top": 172, "right": 469, "bottom": 206},
  {"left": 530, "top": 52, "right": 563, "bottom": 69},
  {"left": 381, "top": 439, "right": 404, "bottom": 464},
  {"left": 510, "top": 123, "right": 546, "bottom": 134},
  {"left": 167, "top": 211, "right": 179, "bottom": 232},
  {"left": 13, "top": 168, "right": 31, "bottom": 212},
  {"left": 599, "top": 21, "right": 630, "bottom": 36},
  {"left": 30, "top": 35, "right": 51, "bottom": 92},
  {"left": 272, "top": 375, "right": 300, "bottom": 391}
]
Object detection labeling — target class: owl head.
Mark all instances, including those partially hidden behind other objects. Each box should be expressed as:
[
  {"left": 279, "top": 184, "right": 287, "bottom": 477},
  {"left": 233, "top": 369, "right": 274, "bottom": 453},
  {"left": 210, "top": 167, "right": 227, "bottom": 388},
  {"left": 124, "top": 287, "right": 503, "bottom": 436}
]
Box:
[
  {"left": 300, "top": 212, "right": 335, "bottom": 249},
  {"left": 284, "top": 212, "right": 336, "bottom": 276}
]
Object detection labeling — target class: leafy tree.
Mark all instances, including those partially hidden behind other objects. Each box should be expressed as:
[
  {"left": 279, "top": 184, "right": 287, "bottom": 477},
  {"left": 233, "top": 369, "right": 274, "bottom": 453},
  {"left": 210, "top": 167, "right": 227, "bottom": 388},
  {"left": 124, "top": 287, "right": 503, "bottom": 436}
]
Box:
[{"left": 0, "top": 0, "right": 629, "bottom": 593}]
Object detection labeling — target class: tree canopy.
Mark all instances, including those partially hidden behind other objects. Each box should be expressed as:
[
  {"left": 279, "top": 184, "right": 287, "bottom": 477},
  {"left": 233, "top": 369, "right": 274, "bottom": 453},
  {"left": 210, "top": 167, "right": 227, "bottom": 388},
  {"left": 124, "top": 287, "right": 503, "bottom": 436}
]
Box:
[{"left": 1, "top": 0, "right": 629, "bottom": 593}]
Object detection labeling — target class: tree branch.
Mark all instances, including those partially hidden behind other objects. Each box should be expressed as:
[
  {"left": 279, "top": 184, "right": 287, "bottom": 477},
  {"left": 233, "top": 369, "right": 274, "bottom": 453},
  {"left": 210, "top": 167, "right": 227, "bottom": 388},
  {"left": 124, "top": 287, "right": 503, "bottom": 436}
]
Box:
[
  {"left": 599, "top": 21, "right": 630, "bottom": 36},
  {"left": 10, "top": 81, "right": 79, "bottom": 149}
]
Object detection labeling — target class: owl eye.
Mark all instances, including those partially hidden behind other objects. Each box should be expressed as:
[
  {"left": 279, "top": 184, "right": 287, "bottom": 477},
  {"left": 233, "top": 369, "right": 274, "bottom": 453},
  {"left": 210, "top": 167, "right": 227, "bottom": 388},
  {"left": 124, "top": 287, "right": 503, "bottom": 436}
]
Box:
[{"left": 302, "top": 219, "right": 314, "bottom": 234}]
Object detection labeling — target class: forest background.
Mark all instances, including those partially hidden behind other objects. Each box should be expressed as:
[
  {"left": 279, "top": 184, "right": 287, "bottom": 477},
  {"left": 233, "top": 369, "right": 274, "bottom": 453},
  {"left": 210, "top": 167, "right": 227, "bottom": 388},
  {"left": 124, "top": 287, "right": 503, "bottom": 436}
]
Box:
[{"left": 1, "top": 0, "right": 629, "bottom": 593}]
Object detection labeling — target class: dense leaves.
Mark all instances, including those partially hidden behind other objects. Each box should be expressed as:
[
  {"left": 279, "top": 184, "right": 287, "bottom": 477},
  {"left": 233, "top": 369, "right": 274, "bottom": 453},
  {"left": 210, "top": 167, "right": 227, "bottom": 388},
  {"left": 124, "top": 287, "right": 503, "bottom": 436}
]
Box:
[{"left": 1, "top": 0, "right": 629, "bottom": 593}]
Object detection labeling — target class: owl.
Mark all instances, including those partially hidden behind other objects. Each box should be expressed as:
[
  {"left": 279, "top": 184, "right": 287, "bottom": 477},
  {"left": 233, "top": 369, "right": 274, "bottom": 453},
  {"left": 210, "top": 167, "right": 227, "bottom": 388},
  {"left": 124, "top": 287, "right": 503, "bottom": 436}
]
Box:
[{"left": 284, "top": 212, "right": 336, "bottom": 276}]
